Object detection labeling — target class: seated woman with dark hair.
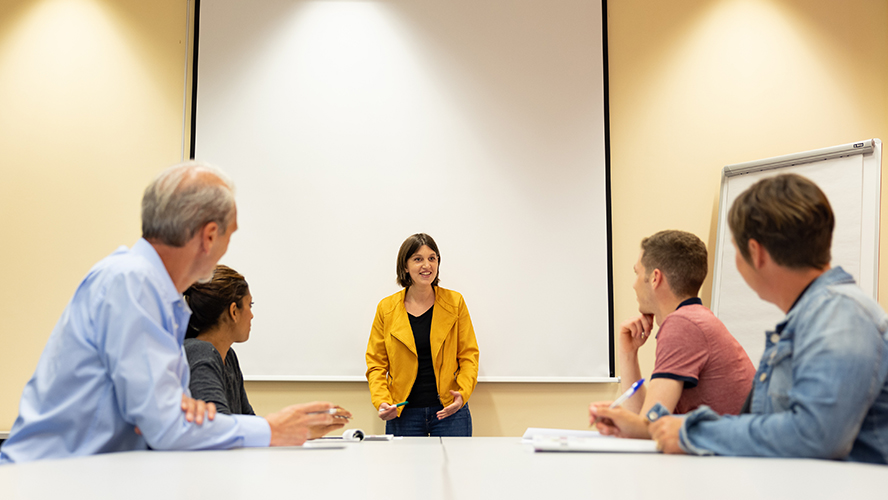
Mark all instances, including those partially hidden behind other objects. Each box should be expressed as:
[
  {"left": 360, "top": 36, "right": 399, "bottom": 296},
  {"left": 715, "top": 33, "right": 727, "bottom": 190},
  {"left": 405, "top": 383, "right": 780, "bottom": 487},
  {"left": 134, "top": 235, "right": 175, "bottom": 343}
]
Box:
[
  {"left": 184, "top": 265, "right": 351, "bottom": 435},
  {"left": 182, "top": 265, "right": 257, "bottom": 415}
]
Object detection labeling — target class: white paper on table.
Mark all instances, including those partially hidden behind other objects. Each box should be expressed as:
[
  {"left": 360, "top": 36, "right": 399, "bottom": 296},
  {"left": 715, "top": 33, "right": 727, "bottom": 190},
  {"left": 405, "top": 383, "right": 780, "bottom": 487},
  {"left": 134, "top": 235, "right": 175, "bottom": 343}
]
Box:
[
  {"left": 287, "top": 441, "right": 348, "bottom": 450},
  {"left": 363, "top": 435, "right": 395, "bottom": 441},
  {"left": 531, "top": 434, "right": 659, "bottom": 453},
  {"left": 521, "top": 427, "right": 602, "bottom": 443}
]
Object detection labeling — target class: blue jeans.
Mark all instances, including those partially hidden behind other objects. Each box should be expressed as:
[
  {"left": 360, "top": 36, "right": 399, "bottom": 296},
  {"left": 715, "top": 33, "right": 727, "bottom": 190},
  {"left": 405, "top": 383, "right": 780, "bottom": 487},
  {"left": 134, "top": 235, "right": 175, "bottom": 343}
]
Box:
[{"left": 385, "top": 404, "right": 472, "bottom": 437}]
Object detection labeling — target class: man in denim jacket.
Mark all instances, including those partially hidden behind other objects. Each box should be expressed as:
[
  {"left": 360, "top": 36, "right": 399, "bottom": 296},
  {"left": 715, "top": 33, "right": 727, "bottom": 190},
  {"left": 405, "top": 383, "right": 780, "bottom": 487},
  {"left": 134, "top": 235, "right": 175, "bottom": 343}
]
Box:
[{"left": 647, "top": 173, "right": 888, "bottom": 463}]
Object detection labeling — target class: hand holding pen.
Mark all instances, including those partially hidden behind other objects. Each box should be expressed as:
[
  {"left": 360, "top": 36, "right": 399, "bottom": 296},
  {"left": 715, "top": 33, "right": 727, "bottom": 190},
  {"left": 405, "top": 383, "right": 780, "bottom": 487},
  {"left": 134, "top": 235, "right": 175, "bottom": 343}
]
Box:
[
  {"left": 305, "top": 406, "right": 354, "bottom": 439},
  {"left": 309, "top": 406, "right": 354, "bottom": 420},
  {"left": 609, "top": 378, "right": 645, "bottom": 410},
  {"left": 589, "top": 379, "right": 650, "bottom": 439},
  {"left": 377, "top": 401, "right": 408, "bottom": 421}
]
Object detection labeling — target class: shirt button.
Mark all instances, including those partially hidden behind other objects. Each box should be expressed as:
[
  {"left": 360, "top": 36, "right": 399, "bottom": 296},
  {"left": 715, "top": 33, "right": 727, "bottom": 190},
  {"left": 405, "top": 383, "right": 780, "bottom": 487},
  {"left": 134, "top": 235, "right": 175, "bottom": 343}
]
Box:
[
  {"left": 769, "top": 351, "right": 776, "bottom": 362},
  {"left": 759, "top": 372, "right": 768, "bottom": 382},
  {"left": 770, "top": 333, "right": 780, "bottom": 343},
  {"left": 647, "top": 411, "right": 658, "bottom": 421}
]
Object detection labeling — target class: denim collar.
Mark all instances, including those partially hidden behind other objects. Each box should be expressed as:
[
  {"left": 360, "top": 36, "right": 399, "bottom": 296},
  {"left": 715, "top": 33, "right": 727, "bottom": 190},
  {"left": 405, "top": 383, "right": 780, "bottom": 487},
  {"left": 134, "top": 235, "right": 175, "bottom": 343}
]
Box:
[{"left": 775, "top": 266, "right": 854, "bottom": 334}]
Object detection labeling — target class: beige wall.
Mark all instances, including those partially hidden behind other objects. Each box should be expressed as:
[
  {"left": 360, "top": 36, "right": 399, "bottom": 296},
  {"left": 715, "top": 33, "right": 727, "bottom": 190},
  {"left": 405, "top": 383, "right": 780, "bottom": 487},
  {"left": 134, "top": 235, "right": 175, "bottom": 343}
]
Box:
[
  {"left": 607, "top": 0, "right": 888, "bottom": 382},
  {"left": 0, "top": 0, "right": 189, "bottom": 429},
  {"left": 1, "top": 0, "right": 886, "bottom": 436}
]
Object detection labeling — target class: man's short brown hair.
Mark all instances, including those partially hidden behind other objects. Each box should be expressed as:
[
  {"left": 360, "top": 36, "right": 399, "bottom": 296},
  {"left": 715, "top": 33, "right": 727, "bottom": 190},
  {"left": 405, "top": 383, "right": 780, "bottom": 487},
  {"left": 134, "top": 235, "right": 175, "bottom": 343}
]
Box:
[
  {"left": 728, "top": 173, "right": 833, "bottom": 270},
  {"left": 640, "top": 230, "right": 708, "bottom": 299}
]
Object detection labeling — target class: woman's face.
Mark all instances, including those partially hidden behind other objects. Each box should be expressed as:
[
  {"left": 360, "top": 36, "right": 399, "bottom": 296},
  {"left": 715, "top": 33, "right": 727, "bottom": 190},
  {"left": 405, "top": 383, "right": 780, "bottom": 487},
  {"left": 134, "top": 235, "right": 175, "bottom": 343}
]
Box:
[
  {"left": 406, "top": 245, "right": 438, "bottom": 287},
  {"left": 233, "top": 292, "right": 254, "bottom": 343}
]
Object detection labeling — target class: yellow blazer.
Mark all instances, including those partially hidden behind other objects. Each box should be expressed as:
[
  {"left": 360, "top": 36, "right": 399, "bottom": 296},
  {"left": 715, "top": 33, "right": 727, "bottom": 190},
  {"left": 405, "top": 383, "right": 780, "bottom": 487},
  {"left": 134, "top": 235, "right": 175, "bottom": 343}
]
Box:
[{"left": 365, "top": 287, "right": 479, "bottom": 417}]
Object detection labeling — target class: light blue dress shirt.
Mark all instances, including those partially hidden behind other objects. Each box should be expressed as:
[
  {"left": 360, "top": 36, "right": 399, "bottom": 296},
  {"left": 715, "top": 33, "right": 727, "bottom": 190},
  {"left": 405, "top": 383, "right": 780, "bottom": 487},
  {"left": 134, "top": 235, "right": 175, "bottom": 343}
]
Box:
[
  {"left": 0, "top": 239, "right": 270, "bottom": 464},
  {"left": 675, "top": 267, "right": 888, "bottom": 464}
]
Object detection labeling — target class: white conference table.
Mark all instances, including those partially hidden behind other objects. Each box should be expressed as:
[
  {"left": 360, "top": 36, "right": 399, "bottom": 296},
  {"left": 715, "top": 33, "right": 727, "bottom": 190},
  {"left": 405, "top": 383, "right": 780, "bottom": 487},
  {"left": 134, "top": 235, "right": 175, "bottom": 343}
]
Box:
[{"left": 1, "top": 437, "right": 885, "bottom": 499}]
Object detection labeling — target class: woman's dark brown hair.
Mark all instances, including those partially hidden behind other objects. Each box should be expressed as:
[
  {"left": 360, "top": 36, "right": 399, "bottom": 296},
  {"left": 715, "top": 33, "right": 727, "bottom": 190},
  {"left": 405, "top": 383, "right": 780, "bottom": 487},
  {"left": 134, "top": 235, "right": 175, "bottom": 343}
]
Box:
[
  {"left": 396, "top": 233, "right": 441, "bottom": 288},
  {"left": 183, "top": 265, "right": 250, "bottom": 339}
]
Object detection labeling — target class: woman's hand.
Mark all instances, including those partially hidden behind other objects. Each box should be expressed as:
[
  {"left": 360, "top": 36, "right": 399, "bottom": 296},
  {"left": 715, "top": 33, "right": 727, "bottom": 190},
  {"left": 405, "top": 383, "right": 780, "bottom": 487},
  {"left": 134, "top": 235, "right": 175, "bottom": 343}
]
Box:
[
  {"left": 436, "top": 391, "right": 463, "bottom": 420},
  {"left": 377, "top": 403, "right": 398, "bottom": 421},
  {"left": 180, "top": 393, "right": 217, "bottom": 425}
]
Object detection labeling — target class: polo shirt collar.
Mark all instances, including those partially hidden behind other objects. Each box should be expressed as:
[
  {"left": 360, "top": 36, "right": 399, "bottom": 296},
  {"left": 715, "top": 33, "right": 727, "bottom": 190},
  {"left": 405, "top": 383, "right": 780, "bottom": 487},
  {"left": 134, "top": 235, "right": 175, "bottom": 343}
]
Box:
[{"left": 676, "top": 297, "right": 703, "bottom": 310}]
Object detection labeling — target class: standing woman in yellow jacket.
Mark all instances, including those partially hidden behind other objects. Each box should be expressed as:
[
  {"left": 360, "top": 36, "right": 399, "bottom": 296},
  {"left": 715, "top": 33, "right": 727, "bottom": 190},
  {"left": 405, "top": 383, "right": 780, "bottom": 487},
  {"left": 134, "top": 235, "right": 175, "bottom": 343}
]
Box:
[{"left": 365, "top": 233, "right": 479, "bottom": 436}]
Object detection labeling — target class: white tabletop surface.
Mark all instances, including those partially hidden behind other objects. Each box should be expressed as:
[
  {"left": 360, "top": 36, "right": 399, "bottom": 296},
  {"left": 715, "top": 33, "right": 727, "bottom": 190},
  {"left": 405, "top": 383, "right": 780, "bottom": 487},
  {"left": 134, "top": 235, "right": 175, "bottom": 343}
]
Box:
[{"left": 1, "top": 437, "right": 885, "bottom": 499}]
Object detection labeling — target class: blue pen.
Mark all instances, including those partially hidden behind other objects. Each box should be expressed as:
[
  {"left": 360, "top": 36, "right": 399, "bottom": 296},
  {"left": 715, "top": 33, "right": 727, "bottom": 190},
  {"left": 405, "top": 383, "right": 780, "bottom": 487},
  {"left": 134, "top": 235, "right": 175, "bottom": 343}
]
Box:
[
  {"left": 591, "top": 378, "right": 645, "bottom": 427},
  {"left": 609, "top": 378, "right": 645, "bottom": 409}
]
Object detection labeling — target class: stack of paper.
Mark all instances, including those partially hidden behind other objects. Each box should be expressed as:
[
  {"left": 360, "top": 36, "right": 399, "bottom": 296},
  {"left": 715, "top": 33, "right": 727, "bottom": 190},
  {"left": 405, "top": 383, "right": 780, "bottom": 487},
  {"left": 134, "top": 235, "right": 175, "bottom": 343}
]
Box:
[{"left": 523, "top": 428, "right": 659, "bottom": 453}]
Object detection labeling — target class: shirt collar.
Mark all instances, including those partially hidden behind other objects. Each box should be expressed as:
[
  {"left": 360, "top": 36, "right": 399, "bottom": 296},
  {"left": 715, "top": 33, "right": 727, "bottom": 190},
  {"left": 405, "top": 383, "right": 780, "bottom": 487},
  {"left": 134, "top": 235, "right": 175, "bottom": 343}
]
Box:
[
  {"left": 130, "top": 238, "right": 188, "bottom": 307},
  {"left": 787, "top": 280, "right": 816, "bottom": 314},
  {"left": 776, "top": 266, "right": 853, "bottom": 333},
  {"left": 676, "top": 297, "right": 703, "bottom": 310}
]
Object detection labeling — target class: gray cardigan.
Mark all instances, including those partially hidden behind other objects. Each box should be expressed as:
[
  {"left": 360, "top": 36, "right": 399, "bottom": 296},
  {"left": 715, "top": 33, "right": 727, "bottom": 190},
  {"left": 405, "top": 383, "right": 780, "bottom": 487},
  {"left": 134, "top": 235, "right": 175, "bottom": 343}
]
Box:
[{"left": 184, "top": 338, "right": 255, "bottom": 415}]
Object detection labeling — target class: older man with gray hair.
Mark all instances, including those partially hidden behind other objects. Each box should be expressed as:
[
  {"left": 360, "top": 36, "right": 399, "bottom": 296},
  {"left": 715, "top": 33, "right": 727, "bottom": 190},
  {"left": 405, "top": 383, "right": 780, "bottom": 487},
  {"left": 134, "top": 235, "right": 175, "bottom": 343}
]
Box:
[{"left": 0, "top": 162, "right": 344, "bottom": 464}]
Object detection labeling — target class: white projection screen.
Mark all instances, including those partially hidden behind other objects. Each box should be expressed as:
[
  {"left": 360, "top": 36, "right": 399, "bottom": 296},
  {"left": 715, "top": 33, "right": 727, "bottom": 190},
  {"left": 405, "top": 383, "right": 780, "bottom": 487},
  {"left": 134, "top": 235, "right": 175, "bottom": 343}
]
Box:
[{"left": 192, "top": 0, "right": 614, "bottom": 382}]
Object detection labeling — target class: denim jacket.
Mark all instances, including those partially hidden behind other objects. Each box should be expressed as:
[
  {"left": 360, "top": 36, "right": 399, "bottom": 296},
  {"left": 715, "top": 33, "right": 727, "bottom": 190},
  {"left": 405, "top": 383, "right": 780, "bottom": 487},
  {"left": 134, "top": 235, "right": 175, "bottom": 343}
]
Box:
[{"left": 676, "top": 267, "right": 888, "bottom": 463}]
